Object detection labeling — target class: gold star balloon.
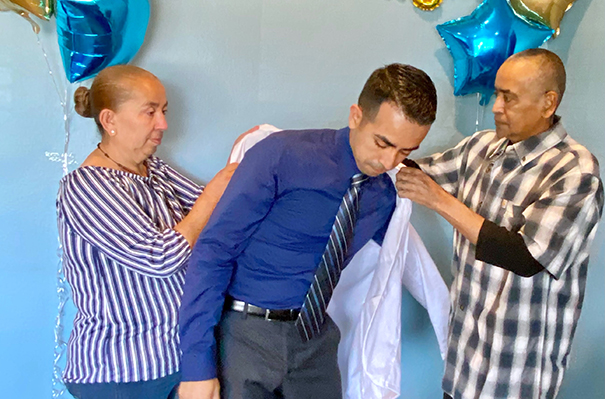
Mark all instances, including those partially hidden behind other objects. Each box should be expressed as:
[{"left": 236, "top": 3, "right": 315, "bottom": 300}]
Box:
[
  {"left": 0, "top": 0, "right": 53, "bottom": 33},
  {"left": 413, "top": 0, "right": 443, "bottom": 11},
  {"left": 508, "top": 0, "right": 575, "bottom": 35},
  {"left": 6, "top": 0, "right": 52, "bottom": 19}
]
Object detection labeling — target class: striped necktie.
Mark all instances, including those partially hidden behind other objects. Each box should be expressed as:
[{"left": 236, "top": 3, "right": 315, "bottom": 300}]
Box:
[{"left": 296, "top": 173, "right": 368, "bottom": 341}]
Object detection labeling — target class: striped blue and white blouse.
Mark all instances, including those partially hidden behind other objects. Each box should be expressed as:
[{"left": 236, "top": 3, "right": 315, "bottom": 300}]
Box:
[{"left": 56, "top": 156, "right": 203, "bottom": 384}]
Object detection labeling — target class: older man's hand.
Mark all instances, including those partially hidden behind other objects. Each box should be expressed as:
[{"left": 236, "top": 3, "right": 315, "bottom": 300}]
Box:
[
  {"left": 395, "top": 166, "right": 446, "bottom": 210},
  {"left": 396, "top": 165, "right": 485, "bottom": 244}
]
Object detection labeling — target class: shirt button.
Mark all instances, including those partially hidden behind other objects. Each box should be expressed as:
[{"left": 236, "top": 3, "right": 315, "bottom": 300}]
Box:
[{"left": 459, "top": 304, "right": 465, "bottom": 311}]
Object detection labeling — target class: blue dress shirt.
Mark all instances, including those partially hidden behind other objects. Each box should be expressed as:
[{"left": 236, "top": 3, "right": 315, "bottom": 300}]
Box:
[{"left": 179, "top": 127, "right": 396, "bottom": 380}]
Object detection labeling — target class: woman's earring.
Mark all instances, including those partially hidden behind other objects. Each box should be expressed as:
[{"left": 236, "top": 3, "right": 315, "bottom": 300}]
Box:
[{"left": 111, "top": 130, "right": 116, "bottom": 135}]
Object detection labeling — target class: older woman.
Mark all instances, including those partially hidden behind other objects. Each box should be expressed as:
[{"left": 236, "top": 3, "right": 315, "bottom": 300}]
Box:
[{"left": 56, "top": 65, "right": 236, "bottom": 399}]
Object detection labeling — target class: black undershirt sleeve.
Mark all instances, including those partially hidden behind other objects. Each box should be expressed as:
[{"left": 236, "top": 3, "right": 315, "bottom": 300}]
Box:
[
  {"left": 405, "top": 157, "right": 544, "bottom": 277},
  {"left": 475, "top": 220, "right": 545, "bottom": 277},
  {"left": 402, "top": 158, "right": 421, "bottom": 170}
]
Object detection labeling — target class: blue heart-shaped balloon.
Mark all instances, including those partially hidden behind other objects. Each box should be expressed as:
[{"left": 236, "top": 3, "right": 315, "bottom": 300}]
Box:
[{"left": 56, "top": 0, "right": 150, "bottom": 83}]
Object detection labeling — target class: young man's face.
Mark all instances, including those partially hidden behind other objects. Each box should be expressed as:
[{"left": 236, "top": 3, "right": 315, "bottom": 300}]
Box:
[{"left": 348, "top": 101, "right": 430, "bottom": 177}]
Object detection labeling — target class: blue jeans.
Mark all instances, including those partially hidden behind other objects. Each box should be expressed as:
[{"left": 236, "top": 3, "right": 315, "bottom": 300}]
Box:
[{"left": 65, "top": 372, "right": 180, "bottom": 399}]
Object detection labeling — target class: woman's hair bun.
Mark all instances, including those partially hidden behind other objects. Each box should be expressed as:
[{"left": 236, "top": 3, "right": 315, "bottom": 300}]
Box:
[{"left": 74, "top": 86, "right": 93, "bottom": 118}]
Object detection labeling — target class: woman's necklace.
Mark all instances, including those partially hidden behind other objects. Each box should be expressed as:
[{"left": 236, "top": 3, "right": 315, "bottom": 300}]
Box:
[{"left": 97, "top": 143, "right": 141, "bottom": 175}]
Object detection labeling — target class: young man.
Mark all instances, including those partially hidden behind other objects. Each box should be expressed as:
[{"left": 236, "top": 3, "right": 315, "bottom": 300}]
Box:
[
  {"left": 178, "top": 63, "right": 437, "bottom": 399},
  {"left": 397, "top": 49, "right": 604, "bottom": 399}
]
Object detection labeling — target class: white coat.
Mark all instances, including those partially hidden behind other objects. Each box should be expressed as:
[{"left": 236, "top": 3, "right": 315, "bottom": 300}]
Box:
[{"left": 229, "top": 124, "right": 450, "bottom": 399}]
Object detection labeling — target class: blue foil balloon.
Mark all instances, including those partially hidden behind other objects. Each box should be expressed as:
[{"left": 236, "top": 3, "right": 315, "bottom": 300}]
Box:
[
  {"left": 436, "top": 0, "right": 554, "bottom": 105},
  {"left": 56, "top": 0, "right": 150, "bottom": 83}
]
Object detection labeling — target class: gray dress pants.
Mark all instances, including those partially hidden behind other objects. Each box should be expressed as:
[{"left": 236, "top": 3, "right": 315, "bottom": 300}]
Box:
[{"left": 217, "top": 310, "right": 342, "bottom": 399}]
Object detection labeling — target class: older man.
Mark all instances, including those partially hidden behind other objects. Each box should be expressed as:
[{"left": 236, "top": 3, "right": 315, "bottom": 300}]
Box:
[{"left": 396, "top": 48, "right": 603, "bottom": 399}]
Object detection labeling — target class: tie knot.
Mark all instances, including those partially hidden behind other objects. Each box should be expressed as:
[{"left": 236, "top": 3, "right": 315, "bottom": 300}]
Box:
[{"left": 351, "top": 173, "right": 368, "bottom": 188}]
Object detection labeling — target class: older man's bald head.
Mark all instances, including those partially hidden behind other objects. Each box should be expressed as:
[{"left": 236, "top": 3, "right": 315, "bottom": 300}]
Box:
[{"left": 507, "top": 49, "right": 566, "bottom": 107}]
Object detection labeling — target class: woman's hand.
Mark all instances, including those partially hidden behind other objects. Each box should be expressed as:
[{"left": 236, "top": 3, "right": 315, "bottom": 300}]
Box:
[
  {"left": 228, "top": 125, "right": 260, "bottom": 165},
  {"left": 203, "top": 162, "right": 239, "bottom": 205},
  {"left": 174, "top": 163, "right": 238, "bottom": 247},
  {"left": 178, "top": 379, "right": 220, "bottom": 399}
]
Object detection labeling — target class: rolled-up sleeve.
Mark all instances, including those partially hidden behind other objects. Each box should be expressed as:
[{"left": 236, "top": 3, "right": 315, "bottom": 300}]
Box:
[
  {"left": 162, "top": 162, "right": 204, "bottom": 213},
  {"left": 521, "top": 171, "right": 604, "bottom": 279},
  {"left": 58, "top": 168, "right": 191, "bottom": 278}
]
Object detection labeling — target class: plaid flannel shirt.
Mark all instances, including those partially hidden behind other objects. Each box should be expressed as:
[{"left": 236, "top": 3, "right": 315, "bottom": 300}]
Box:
[{"left": 417, "top": 119, "right": 604, "bottom": 399}]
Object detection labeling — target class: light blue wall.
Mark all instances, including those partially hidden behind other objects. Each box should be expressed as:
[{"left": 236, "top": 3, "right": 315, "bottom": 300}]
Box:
[{"left": 1, "top": 0, "right": 602, "bottom": 398}]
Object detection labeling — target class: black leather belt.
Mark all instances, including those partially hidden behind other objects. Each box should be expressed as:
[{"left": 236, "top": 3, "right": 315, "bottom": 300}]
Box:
[{"left": 225, "top": 297, "right": 300, "bottom": 322}]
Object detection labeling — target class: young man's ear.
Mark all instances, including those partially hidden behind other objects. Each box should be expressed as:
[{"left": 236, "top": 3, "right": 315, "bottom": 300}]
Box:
[{"left": 348, "top": 104, "right": 363, "bottom": 130}]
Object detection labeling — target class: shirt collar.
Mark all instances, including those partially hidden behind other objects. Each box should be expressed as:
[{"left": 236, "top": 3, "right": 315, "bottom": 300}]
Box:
[
  {"left": 336, "top": 126, "right": 362, "bottom": 177},
  {"left": 141, "top": 155, "right": 160, "bottom": 180},
  {"left": 508, "top": 116, "right": 567, "bottom": 166}
]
